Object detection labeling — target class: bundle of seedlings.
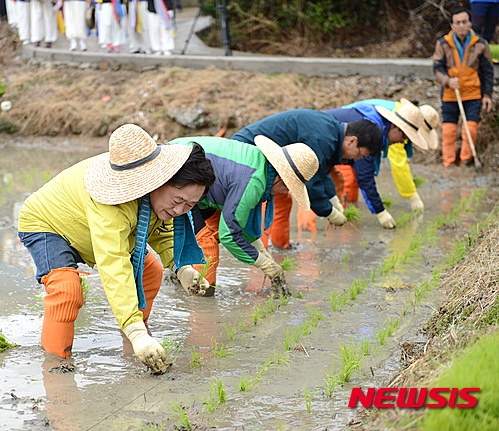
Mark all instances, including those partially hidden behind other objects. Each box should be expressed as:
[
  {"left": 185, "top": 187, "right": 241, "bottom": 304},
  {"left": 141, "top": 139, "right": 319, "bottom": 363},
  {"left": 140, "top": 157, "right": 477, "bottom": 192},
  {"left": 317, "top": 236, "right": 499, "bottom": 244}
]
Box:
[
  {"left": 343, "top": 205, "right": 362, "bottom": 222},
  {"left": 0, "top": 333, "right": 16, "bottom": 353}
]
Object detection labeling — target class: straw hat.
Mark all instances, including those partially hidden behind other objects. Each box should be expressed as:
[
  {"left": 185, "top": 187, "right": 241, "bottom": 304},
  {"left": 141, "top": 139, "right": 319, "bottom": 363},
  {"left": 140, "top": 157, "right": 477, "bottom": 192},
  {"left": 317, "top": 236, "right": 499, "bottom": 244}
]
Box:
[
  {"left": 84, "top": 124, "right": 193, "bottom": 205},
  {"left": 376, "top": 103, "right": 428, "bottom": 150},
  {"left": 254, "top": 135, "right": 319, "bottom": 211},
  {"left": 419, "top": 105, "right": 440, "bottom": 150},
  {"left": 400, "top": 98, "right": 440, "bottom": 150}
]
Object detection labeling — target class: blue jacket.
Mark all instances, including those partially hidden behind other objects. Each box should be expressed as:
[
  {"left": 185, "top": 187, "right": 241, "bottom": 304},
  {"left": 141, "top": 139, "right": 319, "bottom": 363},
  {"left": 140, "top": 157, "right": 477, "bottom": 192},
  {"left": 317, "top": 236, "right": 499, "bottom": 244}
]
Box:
[
  {"left": 232, "top": 108, "right": 345, "bottom": 218},
  {"left": 323, "top": 107, "right": 386, "bottom": 214}
]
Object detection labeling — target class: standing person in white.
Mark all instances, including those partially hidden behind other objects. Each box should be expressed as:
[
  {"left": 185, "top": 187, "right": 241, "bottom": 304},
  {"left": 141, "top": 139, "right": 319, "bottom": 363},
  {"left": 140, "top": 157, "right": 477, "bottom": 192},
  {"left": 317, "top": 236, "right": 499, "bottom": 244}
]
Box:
[
  {"left": 147, "top": 0, "right": 175, "bottom": 55},
  {"left": 129, "top": 0, "right": 151, "bottom": 53},
  {"left": 30, "top": 0, "right": 58, "bottom": 47},
  {"left": 64, "top": 0, "right": 88, "bottom": 51},
  {"left": 100, "top": 0, "right": 126, "bottom": 53},
  {"left": 6, "top": 0, "right": 18, "bottom": 28},
  {"left": 16, "top": 0, "right": 30, "bottom": 44}
]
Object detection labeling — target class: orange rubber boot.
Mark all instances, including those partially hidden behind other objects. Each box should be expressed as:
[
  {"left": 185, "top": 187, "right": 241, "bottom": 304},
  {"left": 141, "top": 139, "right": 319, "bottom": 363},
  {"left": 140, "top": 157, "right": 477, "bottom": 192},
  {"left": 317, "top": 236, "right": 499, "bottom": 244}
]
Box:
[
  {"left": 330, "top": 166, "right": 345, "bottom": 204},
  {"left": 337, "top": 165, "right": 359, "bottom": 203},
  {"left": 297, "top": 207, "right": 317, "bottom": 232},
  {"left": 442, "top": 122, "right": 458, "bottom": 167},
  {"left": 460, "top": 121, "right": 478, "bottom": 164},
  {"left": 267, "top": 193, "right": 292, "bottom": 249},
  {"left": 41, "top": 268, "right": 84, "bottom": 359},
  {"left": 193, "top": 211, "right": 221, "bottom": 286},
  {"left": 141, "top": 253, "right": 163, "bottom": 323}
]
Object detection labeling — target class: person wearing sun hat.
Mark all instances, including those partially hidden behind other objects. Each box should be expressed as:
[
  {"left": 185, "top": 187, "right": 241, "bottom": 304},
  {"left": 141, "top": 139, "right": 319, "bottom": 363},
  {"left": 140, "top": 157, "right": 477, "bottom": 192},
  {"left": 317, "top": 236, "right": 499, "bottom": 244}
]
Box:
[
  {"left": 166, "top": 134, "right": 319, "bottom": 292},
  {"left": 17, "top": 124, "right": 216, "bottom": 374},
  {"left": 323, "top": 99, "right": 428, "bottom": 230},
  {"left": 232, "top": 108, "right": 382, "bottom": 249}
]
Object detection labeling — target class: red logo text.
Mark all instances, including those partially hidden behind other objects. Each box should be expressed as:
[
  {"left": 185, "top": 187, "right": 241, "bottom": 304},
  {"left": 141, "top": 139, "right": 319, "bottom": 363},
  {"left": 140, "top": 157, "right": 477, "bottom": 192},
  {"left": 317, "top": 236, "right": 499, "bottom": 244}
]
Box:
[{"left": 348, "top": 387, "right": 480, "bottom": 409}]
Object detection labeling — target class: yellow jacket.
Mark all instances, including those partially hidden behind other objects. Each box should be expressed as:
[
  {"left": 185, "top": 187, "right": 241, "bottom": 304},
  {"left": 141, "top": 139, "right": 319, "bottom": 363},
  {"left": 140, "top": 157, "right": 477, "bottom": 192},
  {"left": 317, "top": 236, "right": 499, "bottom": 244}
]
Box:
[{"left": 18, "top": 157, "right": 175, "bottom": 329}]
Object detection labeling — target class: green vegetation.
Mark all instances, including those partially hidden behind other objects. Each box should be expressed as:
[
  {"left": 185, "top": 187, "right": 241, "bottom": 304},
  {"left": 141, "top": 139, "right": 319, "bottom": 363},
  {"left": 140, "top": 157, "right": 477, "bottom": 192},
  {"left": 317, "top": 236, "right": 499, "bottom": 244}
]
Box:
[
  {"left": 413, "top": 177, "right": 425, "bottom": 188},
  {"left": 0, "top": 333, "right": 16, "bottom": 353},
  {"left": 421, "top": 332, "right": 499, "bottom": 431},
  {"left": 204, "top": 378, "right": 227, "bottom": 412},
  {"left": 343, "top": 205, "right": 362, "bottom": 222},
  {"left": 280, "top": 256, "right": 298, "bottom": 271},
  {"left": 171, "top": 402, "right": 192, "bottom": 430},
  {"left": 211, "top": 337, "right": 234, "bottom": 358}
]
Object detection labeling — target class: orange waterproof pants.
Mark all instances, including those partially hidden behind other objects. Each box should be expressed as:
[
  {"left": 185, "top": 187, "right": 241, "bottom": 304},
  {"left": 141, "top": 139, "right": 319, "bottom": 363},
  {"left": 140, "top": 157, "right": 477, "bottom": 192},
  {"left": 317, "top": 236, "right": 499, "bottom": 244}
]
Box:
[{"left": 193, "top": 210, "right": 221, "bottom": 286}]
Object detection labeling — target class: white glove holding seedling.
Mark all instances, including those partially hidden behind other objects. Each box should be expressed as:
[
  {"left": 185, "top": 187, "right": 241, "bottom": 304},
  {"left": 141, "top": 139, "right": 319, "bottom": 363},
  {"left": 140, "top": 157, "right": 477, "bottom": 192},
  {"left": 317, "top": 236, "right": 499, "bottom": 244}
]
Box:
[
  {"left": 326, "top": 207, "right": 347, "bottom": 226},
  {"left": 409, "top": 192, "right": 424, "bottom": 212},
  {"left": 251, "top": 238, "right": 273, "bottom": 260},
  {"left": 376, "top": 209, "right": 396, "bottom": 229},
  {"left": 253, "top": 252, "right": 284, "bottom": 279},
  {"left": 177, "top": 265, "right": 210, "bottom": 296},
  {"left": 123, "top": 321, "right": 170, "bottom": 374},
  {"left": 329, "top": 195, "right": 344, "bottom": 213}
]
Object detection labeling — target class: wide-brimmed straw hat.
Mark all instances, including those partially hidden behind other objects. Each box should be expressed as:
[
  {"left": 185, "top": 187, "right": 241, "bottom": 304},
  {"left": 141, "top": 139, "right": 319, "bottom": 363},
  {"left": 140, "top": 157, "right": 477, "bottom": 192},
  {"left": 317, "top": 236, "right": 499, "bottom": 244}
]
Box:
[
  {"left": 254, "top": 135, "right": 319, "bottom": 211},
  {"left": 84, "top": 124, "right": 193, "bottom": 205},
  {"left": 418, "top": 105, "right": 440, "bottom": 150},
  {"left": 376, "top": 103, "right": 428, "bottom": 150},
  {"left": 400, "top": 98, "right": 440, "bottom": 150}
]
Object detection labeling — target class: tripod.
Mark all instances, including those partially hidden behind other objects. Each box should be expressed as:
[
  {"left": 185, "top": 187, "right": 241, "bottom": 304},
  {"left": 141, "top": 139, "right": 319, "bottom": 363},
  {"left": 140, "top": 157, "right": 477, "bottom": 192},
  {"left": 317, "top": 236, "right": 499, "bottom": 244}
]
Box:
[{"left": 181, "top": 0, "right": 232, "bottom": 56}]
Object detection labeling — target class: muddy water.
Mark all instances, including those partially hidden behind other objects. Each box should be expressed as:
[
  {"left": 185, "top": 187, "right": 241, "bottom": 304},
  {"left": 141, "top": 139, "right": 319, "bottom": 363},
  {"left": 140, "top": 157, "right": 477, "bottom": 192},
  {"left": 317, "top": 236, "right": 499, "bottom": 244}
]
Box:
[{"left": 1, "top": 138, "right": 498, "bottom": 431}]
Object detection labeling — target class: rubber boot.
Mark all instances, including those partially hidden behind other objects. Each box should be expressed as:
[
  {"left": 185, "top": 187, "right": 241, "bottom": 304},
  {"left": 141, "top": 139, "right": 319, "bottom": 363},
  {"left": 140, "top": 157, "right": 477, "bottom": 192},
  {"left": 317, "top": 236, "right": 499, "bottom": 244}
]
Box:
[
  {"left": 337, "top": 165, "right": 359, "bottom": 203},
  {"left": 193, "top": 211, "right": 221, "bottom": 287},
  {"left": 267, "top": 193, "right": 292, "bottom": 249},
  {"left": 141, "top": 253, "right": 163, "bottom": 323},
  {"left": 41, "top": 268, "right": 84, "bottom": 359},
  {"left": 330, "top": 166, "right": 345, "bottom": 204},
  {"left": 460, "top": 121, "right": 478, "bottom": 165},
  {"left": 442, "top": 122, "right": 458, "bottom": 167},
  {"left": 297, "top": 207, "right": 317, "bottom": 232}
]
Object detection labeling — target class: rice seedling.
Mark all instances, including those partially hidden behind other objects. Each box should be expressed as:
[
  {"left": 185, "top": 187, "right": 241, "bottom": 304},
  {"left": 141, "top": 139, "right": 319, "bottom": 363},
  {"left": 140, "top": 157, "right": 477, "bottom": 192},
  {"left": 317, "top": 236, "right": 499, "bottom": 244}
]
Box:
[
  {"left": 171, "top": 402, "right": 192, "bottom": 430},
  {"left": 337, "top": 344, "right": 362, "bottom": 383},
  {"left": 294, "top": 291, "right": 304, "bottom": 299},
  {"left": 386, "top": 317, "right": 400, "bottom": 336},
  {"left": 276, "top": 416, "right": 284, "bottom": 431},
  {"left": 306, "top": 306, "right": 325, "bottom": 326},
  {"left": 343, "top": 205, "right": 362, "bottom": 222},
  {"left": 162, "top": 335, "right": 182, "bottom": 358},
  {"left": 281, "top": 328, "right": 300, "bottom": 351},
  {"left": 413, "top": 177, "right": 425, "bottom": 188},
  {"left": 329, "top": 291, "right": 348, "bottom": 312},
  {"left": 324, "top": 364, "right": 341, "bottom": 397},
  {"left": 222, "top": 321, "right": 237, "bottom": 341},
  {"left": 196, "top": 256, "right": 214, "bottom": 286},
  {"left": 376, "top": 328, "right": 389, "bottom": 346},
  {"left": 381, "top": 196, "right": 392, "bottom": 210},
  {"left": 81, "top": 276, "right": 90, "bottom": 300},
  {"left": 238, "top": 375, "right": 260, "bottom": 391},
  {"left": 303, "top": 385, "right": 313, "bottom": 414},
  {"left": 265, "top": 296, "right": 276, "bottom": 313},
  {"left": 140, "top": 422, "right": 163, "bottom": 431},
  {"left": 341, "top": 251, "right": 351, "bottom": 263},
  {"left": 0, "top": 333, "right": 16, "bottom": 353},
  {"left": 211, "top": 337, "right": 233, "bottom": 358},
  {"left": 396, "top": 212, "right": 412, "bottom": 228},
  {"left": 280, "top": 256, "right": 297, "bottom": 271},
  {"left": 380, "top": 253, "right": 398, "bottom": 275},
  {"left": 189, "top": 347, "right": 203, "bottom": 368},
  {"left": 279, "top": 294, "right": 290, "bottom": 306},
  {"left": 252, "top": 304, "right": 267, "bottom": 325},
  {"left": 204, "top": 378, "right": 227, "bottom": 413},
  {"left": 265, "top": 349, "right": 290, "bottom": 368},
  {"left": 359, "top": 338, "right": 371, "bottom": 356}
]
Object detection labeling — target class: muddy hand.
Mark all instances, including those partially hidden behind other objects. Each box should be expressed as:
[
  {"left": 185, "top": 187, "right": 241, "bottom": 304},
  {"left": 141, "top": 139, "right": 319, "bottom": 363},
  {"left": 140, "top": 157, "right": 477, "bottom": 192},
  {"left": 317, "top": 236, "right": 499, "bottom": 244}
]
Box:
[
  {"left": 177, "top": 265, "right": 209, "bottom": 296},
  {"left": 270, "top": 274, "right": 291, "bottom": 298},
  {"left": 123, "top": 321, "right": 171, "bottom": 374}
]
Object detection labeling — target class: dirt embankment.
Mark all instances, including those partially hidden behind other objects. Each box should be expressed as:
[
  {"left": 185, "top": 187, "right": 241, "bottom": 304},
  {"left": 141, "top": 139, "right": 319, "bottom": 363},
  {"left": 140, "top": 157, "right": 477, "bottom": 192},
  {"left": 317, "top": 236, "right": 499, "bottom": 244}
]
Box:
[{"left": 0, "top": 22, "right": 498, "bottom": 171}]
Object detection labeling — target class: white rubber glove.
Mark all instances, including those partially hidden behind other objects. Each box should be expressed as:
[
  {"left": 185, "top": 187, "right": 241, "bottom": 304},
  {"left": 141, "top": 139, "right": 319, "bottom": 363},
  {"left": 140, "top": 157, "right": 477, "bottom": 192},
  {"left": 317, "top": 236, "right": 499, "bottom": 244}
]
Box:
[
  {"left": 326, "top": 207, "right": 347, "bottom": 226},
  {"left": 123, "top": 321, "right": 170, "bottom": 374},
  {"left": 329, "top": 195, "right": 344, "bottom": 213},
  {"left": 251, "top": 239, "right": 273, "bottom": 260},
  {"left": 253, "top": 252, "right": 284, "bottom": 279},
  {"left": 409, "top": 192, "right": 424, "bottom": 212},
  {"left": 376, "top": 209, "right": 396, "bottom": 229},
  {"left": 177, "top": 265, "right": 210, "bottom": 296}
]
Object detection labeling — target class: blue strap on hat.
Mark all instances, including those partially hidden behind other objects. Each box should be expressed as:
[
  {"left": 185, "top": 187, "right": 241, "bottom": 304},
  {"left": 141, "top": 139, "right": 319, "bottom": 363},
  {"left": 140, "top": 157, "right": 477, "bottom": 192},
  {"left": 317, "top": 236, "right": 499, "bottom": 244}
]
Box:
[{"left": 132, "top": 195, "right": 151, "bottom": 310}]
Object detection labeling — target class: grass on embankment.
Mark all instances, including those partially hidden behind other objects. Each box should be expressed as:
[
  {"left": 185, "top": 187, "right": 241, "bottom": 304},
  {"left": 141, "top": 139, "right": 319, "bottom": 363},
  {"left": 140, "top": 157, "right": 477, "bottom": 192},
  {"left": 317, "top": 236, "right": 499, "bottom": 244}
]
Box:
[{"left": 354, "top": 207, "right": 499, "bottom": 430}]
